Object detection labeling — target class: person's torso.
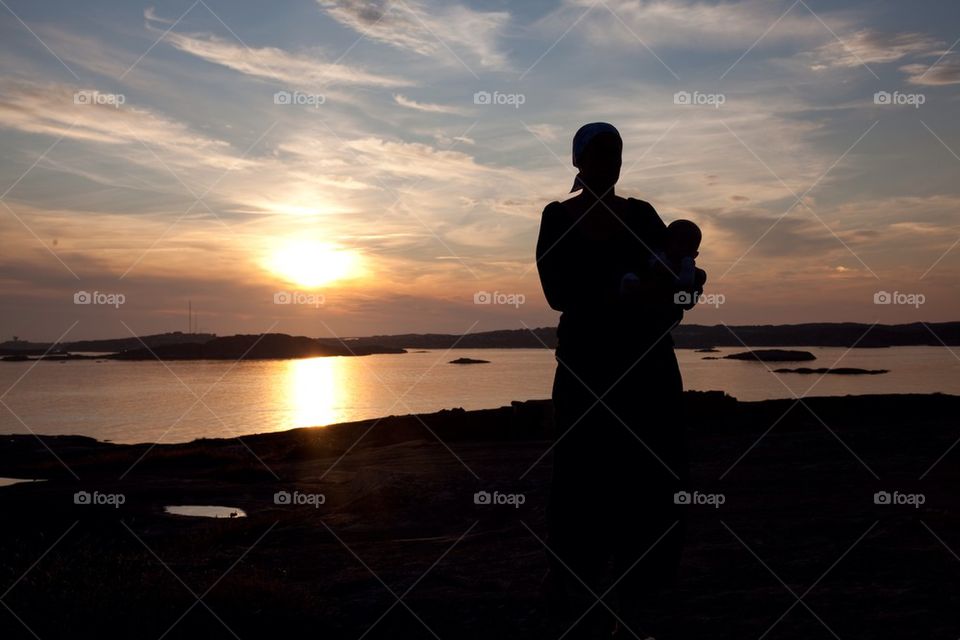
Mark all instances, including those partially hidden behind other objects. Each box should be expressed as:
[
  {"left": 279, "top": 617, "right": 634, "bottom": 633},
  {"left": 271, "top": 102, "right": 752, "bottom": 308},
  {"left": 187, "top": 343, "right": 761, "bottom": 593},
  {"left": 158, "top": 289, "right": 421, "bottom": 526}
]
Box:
[{"left": 553, "top": 196, "right": 675, "bottom": 363}]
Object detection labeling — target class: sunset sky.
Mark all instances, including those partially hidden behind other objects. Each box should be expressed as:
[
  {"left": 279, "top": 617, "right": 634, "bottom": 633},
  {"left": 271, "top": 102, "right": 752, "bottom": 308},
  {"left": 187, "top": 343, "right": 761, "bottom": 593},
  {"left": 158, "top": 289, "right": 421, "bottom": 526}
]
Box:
[{"left": 2, "top": 0, "right": 959, "bottom": 341}]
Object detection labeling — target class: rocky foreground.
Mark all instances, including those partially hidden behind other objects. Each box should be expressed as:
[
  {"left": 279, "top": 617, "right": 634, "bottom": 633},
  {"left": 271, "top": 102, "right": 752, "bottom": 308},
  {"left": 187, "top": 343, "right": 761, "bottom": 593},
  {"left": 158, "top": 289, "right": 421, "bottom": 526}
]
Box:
[{"left": 1, "top": 392, "right": 959, "bottom": 639}]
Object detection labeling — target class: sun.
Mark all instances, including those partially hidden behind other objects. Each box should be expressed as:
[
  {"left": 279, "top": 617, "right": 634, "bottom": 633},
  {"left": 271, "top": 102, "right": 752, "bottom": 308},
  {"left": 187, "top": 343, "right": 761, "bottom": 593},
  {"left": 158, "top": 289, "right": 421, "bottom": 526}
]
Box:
[{"left": 265, "top": 240, "right": 364, "bottom": 288}]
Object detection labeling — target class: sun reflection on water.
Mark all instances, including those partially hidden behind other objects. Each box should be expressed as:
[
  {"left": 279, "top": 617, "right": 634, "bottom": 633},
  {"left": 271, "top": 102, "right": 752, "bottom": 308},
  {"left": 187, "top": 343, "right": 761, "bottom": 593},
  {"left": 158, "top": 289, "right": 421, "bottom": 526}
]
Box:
[{"left": 284, "top": 357, "right": 349, "bottom": 428}]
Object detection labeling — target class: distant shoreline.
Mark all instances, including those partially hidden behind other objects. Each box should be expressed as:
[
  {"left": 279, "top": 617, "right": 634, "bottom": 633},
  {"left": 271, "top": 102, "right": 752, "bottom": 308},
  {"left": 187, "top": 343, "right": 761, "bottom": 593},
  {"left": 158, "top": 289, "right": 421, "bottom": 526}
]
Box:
[{"left": 2, "top": 321, "right": 959, "bottom": 359}]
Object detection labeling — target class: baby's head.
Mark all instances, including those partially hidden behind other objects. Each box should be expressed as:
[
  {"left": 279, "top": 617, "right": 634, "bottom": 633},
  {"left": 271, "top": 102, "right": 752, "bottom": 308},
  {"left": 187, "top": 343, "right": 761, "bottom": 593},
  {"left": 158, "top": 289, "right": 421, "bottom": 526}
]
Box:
[{"left": 665, "top": 219, "right": 701, "bottom": 261}]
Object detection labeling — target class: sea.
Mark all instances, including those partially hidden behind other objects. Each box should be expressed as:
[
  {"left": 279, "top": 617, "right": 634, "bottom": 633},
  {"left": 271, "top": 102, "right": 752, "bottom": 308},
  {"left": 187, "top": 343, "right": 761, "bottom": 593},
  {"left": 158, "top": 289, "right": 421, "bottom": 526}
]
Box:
[{"left": 1, "top": 346, "right": 957, "bottom": 443}]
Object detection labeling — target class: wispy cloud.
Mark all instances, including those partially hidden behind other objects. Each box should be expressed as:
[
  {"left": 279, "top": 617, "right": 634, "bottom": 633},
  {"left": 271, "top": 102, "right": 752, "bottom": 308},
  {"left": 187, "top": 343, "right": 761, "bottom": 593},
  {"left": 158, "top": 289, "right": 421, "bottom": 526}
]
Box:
[
  {"left": 393, "top": 93, "right": 464, "bottom": 114},
  {"left": 341, "top": 136, "right": 500, "bottom": 181},
  {"left": 902, "top": 55, "right": 960, "bottom": 85},
  {"left": 525, "top": 123, "right": 562, "bottom": 142},
  {"left": 0, "top": 79, "right": 248, "bottom": 171},
  {"left": 316, "top": 0, "right": 510, "bottom": 70},
  {"left": 808, "top": 29, "right": 942, "bottom": 69},
  {"left": 151, "top": 18, "right": 410, "bottom": 88},
  {"left": 542, "top": 0, "right": 834, "bottom": 50}
]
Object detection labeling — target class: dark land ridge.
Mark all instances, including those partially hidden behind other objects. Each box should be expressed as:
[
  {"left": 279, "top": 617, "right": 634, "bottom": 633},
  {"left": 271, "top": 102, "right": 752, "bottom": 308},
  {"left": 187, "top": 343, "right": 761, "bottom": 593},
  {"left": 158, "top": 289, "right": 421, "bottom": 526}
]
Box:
[{"left": 3, "top": 322, "right": 960, "bottom": 358}]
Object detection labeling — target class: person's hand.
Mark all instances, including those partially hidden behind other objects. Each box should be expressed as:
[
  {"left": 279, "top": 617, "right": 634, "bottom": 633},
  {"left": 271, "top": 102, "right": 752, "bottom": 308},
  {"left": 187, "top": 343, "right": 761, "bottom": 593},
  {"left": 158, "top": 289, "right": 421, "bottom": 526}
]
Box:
[{"left": 674, "top": 267, "right": 707, "bottom": 311}]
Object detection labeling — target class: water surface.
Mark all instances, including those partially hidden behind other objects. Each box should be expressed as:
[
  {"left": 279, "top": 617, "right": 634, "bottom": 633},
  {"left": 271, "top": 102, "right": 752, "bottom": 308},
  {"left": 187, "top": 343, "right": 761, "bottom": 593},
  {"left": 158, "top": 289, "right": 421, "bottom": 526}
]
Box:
[{"left": 1, "top": 347, "right": 956, "bottom": 443}]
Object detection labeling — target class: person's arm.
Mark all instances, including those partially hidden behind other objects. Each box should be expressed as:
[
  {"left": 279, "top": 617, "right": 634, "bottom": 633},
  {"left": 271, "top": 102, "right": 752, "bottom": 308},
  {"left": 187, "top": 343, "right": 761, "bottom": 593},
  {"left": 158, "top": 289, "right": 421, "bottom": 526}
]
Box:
[
  {"left": 618, "top": 198, "right": 677, "bottom": 307},
  {"left": 536, "top": 202, "right": 621, "bottom": 311},
  {"left": 622, "top": 269, "right": 676, "bottom": 307}
]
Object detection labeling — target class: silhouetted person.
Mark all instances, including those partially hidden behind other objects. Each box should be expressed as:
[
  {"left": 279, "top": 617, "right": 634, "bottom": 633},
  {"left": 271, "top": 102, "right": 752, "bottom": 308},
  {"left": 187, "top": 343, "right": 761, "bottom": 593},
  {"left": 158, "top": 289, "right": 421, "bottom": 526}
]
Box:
[{"left": 536, "top": 123, "right": 705, "bottom": 638}]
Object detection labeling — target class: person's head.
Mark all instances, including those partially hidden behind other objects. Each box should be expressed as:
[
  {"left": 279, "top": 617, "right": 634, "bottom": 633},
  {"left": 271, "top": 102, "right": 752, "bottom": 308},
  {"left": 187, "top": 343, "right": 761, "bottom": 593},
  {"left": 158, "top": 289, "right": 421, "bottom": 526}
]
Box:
[
  {"left": 571, "top": 122, "right": 622, "bottom": 195},
  {"left": 665, "top": 219, "right": 702, "bottom": 260}
]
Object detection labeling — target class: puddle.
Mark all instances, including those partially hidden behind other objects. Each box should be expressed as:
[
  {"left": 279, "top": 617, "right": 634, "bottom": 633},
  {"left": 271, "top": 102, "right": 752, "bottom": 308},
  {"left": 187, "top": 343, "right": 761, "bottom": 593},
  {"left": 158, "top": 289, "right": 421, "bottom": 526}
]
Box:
[
  {"left": 0, "top": 477, "right": 45, "bottom": 487},
  {"left": 164, "top": 505, "right": 246, "bottom": 519}
]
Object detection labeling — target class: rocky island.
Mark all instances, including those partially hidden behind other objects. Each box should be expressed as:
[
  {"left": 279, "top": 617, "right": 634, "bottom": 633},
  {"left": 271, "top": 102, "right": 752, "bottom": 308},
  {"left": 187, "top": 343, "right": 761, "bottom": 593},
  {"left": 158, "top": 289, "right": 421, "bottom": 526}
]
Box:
[
  {"left": 774, "top": 367, "right": 889, "bottom": 375},
  {"left": 723, "top": 349, "right": 817, "bottom": 362}
]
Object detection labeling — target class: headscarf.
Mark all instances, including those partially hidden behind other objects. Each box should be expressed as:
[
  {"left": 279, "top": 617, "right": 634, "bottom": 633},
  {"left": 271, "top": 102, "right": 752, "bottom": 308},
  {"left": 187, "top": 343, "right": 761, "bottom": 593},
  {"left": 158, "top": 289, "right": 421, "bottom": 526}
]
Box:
[{"left": 570, "top": 122, "right": 621, "bottom": 192}]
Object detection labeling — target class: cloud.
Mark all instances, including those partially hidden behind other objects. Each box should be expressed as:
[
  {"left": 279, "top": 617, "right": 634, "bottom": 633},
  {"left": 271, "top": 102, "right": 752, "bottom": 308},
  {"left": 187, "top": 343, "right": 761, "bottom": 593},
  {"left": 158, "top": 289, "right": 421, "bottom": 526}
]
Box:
[
  {"left": 902, "top": 56, "right": 960, "bottom": 86},
  {"left": 829, "top": 195, "right": 960, "bottom": 230},
  {"left": 542, "top": 0, "right": 835, "bottom": 51},
  {"left": 144, "top": 6, "right": 175, "bottom": 25},
  {"left": 525, "top": 123, "right": 562, "bottom": 142},
  {"left": 341, "top": 136, "right": 499, "bottom": 182},
  {"left": 316, "top": 0, "right": 510, "bottom": 70},
  {"left": 443, "top": 219, "right": 527, "bottom": 249},
  {"left": 393, "top": 94, "right": 464, "bottom": 114},
  {"left": 701, "top": 210, "right": 860, "bottom": 267},
  {"left": 698, "top": 193, "right": 960, "bottom": 281},
  {"left": 30, "top": 27, "right": 143, "bottom": 80},
  {"left": 0, "top": 79, "right": 248, "bottom": 171},
  {"left": 808, "top": 29, "right": 942, "bottom": 70},
  {"left": 156, "top": 26, "right": 410, "bottom": 88},
  {"left": 434, "top": 133, "right": 475, "bottom": 146}
]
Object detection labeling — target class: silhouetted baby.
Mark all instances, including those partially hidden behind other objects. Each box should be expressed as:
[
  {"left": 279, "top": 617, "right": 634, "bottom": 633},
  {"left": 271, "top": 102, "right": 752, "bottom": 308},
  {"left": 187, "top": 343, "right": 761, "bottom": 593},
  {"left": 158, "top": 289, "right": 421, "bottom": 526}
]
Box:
[
  {"left": 619, "top": 218, "right": 706, "bottom": 313},
  {"left": 651, "top": 219, "right": 703, "bottom": 290}
]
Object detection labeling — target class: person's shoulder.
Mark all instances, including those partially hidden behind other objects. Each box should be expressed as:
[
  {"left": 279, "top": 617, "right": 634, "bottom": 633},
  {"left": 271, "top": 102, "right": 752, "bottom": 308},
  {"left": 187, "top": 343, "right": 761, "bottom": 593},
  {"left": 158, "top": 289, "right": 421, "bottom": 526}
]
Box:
[
  {"left": 626, "top": 197, "right": 659, "bottom": 216},
  {"left": 541, "top": 200, "right": 570, "bottom": 221},
  {"left": 625, "top": 197, "right": 666, "bottom": 230},
  {"left": 542, "top": 200, "right": 565, "bottom": 213}
]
